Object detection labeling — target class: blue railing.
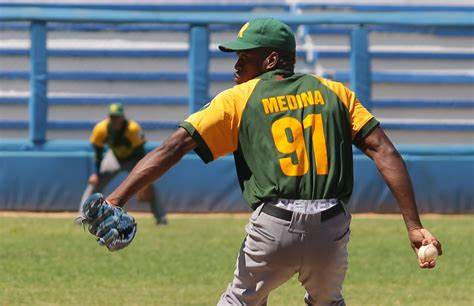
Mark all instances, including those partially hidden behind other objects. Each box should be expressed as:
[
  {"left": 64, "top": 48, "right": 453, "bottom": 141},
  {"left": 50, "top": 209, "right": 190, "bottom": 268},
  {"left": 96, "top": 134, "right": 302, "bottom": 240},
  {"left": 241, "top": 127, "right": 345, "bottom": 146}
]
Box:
[
  {"left": 2, "top": 22, "right": 473, "bottom": 37},
  {"left": 3, "top": 70, "right": 473, "bottom": 84},
  {"left": 3, "top": 47, "right": 473, "bottom": 60},
  {"left": 2, "top": 9, "right": 473, "bottom": 25},
  {"left": 1, "top": 2, "right": 473, "bottom": 12},
  {"left": 0, "top": 7, "right": 473, "bottom": 144}
]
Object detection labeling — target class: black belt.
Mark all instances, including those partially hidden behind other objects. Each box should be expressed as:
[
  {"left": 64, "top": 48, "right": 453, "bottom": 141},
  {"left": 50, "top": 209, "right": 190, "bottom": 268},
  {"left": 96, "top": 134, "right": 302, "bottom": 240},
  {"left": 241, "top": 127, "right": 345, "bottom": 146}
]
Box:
[{"left": 261, "top": 202, "right": 345, "bottom": 222}]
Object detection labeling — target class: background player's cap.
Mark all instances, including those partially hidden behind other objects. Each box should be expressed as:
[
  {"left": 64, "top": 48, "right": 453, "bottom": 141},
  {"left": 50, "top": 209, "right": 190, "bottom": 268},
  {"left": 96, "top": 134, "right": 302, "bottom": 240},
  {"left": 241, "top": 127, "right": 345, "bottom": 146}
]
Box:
[
  {"left": 108, "top": 103, "right": 124, "bottom": 116},
  {"left": 218, "top": 18, "right": 296, "bottom": 53}
]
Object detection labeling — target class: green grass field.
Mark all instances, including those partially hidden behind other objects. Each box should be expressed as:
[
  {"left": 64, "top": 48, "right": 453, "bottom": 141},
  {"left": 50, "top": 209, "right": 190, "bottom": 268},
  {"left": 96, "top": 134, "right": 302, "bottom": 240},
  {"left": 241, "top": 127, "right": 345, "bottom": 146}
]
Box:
[{"left": 0, "top": 214, "right": 472, "bottom": 305}]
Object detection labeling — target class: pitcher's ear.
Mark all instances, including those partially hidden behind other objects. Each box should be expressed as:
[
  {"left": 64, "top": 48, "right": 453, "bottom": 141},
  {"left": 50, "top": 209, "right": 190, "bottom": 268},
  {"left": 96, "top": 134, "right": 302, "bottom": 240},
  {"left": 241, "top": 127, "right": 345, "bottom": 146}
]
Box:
[{"left": 263, "top": 51, "right": 279, "bottom": 70}]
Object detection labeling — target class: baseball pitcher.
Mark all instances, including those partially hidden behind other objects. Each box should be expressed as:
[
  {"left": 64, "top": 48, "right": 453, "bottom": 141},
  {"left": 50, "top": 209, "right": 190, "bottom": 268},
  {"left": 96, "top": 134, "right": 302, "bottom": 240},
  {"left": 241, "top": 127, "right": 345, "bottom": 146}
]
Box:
[{"left": 77, "top": 19, "right": 442, "bottom": 305}]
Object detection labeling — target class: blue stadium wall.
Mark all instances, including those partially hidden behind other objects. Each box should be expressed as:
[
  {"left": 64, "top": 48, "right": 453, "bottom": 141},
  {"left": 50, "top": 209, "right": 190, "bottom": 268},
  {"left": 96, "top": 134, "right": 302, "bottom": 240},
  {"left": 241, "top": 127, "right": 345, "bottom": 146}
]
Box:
[{"left": 0, "top": 141, "right": 472, "bottom": 213}]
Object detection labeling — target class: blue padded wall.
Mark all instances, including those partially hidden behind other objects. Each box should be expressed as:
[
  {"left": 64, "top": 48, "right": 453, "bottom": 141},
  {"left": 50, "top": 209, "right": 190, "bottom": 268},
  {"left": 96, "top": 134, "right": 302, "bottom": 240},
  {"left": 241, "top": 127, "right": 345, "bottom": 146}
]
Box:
[{"left": 0, "top": 146, "right": 473, "bottom": 213}]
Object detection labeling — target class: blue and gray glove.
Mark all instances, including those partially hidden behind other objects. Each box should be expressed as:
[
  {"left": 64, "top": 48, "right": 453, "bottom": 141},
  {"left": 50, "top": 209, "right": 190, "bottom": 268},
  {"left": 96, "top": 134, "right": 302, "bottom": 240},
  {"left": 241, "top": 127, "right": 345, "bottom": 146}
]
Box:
[{"left": 76, "top": 193, "right": 137, "bottom": 252}]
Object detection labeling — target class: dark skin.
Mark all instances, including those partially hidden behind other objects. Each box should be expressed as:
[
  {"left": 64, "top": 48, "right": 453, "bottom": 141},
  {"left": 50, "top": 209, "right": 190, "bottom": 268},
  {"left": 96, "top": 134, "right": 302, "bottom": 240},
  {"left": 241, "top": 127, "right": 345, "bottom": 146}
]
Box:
[
  {"left": 88, "top": 114, "right": 126, "bottom": 186},
  {"left": 109, "top": 114, "right": 126, "bottom": 130},
  {"left": 107, "top": 48, "right": 442, "bottom": 268},
  {"left": 356, "top": 127, "right": 442, "bottom": 268}
]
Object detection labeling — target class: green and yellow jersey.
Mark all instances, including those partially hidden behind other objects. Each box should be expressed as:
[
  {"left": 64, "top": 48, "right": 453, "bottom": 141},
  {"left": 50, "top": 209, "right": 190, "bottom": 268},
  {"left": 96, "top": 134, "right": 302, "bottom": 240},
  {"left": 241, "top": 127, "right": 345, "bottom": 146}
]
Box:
[
  {"left": 90, "top": 118, "right": 146, "bottom": 160},
  {"left": 180, "top": 69, "right": 379, "bottom": 210}
]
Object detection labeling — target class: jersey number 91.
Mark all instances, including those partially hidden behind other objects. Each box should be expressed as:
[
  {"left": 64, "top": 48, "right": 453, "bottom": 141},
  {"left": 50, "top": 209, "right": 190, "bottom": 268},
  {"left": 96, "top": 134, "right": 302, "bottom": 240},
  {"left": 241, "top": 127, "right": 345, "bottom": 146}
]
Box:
[{"left": 271, "top": 114, "right": 328, "bottom": 177}]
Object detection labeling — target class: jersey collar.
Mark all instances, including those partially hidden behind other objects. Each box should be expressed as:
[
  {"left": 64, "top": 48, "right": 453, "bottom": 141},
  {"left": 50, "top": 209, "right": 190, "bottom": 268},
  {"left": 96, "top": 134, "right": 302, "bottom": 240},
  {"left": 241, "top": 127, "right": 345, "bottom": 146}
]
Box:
[{"left": 259, "top": 69, "right": 295, "bottom": 80}]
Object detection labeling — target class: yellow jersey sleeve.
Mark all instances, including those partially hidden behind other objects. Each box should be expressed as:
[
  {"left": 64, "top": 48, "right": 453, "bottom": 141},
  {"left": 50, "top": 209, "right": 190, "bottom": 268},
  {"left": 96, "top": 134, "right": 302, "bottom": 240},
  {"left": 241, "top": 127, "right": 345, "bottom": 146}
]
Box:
[
  {"left": 315, "top": 76, "right": 379, "bottom": 141},
  {"left": 180, "top": 78, "right": 260, "bottom": 163},
  {"left": 343, "top": 86, "right": 379, "bottom": 140},
  {"left": 89, "top": 119, "right": 108, "bottom": 147},
  {"left": 126, "top": 120, "right": 146, "bottom": 148}
]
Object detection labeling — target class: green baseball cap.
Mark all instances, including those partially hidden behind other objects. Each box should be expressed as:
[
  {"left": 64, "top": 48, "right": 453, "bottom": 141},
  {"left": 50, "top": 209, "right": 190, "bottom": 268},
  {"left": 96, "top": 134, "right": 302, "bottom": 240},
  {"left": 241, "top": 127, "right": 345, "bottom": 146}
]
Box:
[
  {"left": 108, "top": 103, "right": 124, "bottom": 116},
  {"left": 218, "top": 18, "right": 296, "bottom": 53}
]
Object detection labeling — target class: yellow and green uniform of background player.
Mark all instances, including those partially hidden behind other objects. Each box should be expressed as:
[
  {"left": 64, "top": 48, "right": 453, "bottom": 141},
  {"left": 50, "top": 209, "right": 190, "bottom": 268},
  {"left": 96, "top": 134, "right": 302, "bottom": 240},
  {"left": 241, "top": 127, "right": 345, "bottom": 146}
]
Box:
[
  {"left": 180, "top": 70, "right": 379, "bottom": 208},
  {"left": 90, "top": 114, "right": 146, "bottom": 170}
]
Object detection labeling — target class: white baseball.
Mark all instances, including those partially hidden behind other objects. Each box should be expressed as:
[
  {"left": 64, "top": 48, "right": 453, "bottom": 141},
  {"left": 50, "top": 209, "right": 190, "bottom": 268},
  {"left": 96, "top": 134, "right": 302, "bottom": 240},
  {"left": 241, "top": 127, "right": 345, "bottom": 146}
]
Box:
[{"left": 418, "top": 244, "right": 438, "bottom": 263}]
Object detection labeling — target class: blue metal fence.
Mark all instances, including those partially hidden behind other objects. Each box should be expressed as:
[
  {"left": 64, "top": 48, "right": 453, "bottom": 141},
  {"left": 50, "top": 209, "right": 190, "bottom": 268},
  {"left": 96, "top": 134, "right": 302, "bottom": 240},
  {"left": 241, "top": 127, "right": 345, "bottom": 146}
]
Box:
[
  {"left": 2, "top": 22, "right": 474, "bottom": 37},
  {"left": 0, "top": 7, "right": 473, "bottom": 144},
  {"left": 1, "top": 2, "right": 473, "bottom": 12}
]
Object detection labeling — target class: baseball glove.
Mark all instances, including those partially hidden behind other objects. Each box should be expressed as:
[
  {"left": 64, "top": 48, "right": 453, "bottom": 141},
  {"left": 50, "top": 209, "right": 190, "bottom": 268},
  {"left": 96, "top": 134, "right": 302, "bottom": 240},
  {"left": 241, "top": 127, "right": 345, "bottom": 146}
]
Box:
[{"left": 76, "top": 193, "right": 137, "bottom": 252}]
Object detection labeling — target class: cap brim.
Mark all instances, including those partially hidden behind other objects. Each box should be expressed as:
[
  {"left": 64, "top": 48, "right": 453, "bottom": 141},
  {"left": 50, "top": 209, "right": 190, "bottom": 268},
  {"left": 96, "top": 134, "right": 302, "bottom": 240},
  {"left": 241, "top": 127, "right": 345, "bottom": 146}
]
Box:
[{"left": 218, "top": 39, "right": 261, "bottom": 52}]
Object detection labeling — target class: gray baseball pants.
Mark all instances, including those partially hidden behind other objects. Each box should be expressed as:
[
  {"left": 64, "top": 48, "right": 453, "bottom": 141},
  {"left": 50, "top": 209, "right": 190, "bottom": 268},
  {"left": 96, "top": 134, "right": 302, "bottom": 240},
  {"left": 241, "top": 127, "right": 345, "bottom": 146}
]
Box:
[
  {"left": 79, "top": 150, "right": 166, "bottom": 221},
  {"left": 218, "top": 203, "right": 351, "bottom": 306}
]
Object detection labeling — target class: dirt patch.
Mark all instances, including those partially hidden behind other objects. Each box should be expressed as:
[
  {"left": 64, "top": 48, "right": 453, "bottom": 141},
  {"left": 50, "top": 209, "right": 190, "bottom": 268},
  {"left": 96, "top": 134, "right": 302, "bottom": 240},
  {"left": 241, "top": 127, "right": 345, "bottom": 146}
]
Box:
[
  {"left": 354, "top": 213, "right": 473, "bottom": 219},
  {"left": 0, "top": 211, "right": 80, "bottom": 218},
  {"left": 0, "top": 211, "right": 470, "bottom": 219},
  {"left": 0, "top": 211, "right": 251, "bottom": 219}
]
